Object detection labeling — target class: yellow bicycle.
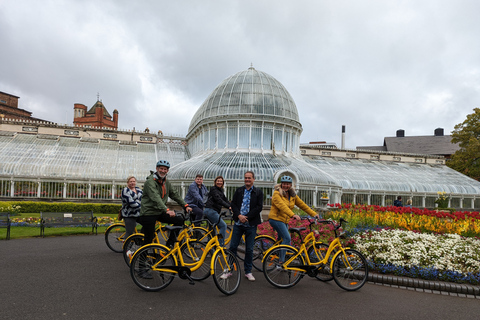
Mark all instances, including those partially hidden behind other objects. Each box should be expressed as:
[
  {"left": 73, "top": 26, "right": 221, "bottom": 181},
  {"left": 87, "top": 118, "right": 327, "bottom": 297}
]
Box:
[
  {"left": 130, "top": 212, "right": 241, "bottom": 295},
  {"left": 262, "top": 218, "right": 368, "bottom": 291}
]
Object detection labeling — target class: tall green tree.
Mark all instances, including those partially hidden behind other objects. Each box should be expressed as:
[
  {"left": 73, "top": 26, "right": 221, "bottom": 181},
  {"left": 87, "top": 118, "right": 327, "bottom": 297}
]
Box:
[{"left": 447, "top": 108, "right": 480, "bottom": 181}]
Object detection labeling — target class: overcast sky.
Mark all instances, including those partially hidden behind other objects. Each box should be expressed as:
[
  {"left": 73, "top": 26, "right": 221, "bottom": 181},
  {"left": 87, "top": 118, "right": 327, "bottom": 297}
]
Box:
[{"left": 1, "top": 0, "right": 479, "bottom": 149}]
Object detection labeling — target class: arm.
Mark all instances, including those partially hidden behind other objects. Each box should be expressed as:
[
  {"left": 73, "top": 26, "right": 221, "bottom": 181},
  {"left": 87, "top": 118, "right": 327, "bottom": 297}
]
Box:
[
  {"left": 230, "top": 188, "right": 242, "bottom": 222},
  {"left": 143, "top": 178, "right": 167, "bottom": 214},
  {"left": 186, "top": 183, "right": 204, "bottom": 206},
  {"left": 167, "top": 180, "right": 188, "bottom": 208},
  {"left": 271, "top": 190, "right": 295, "bottom": 218},
  {"left": 245, "top": 187, "right": 263, "bottom": 221},
  {"left": 211, "top": 188, "right": 231, "bottom": 209},
  {"left": 294, "top": 196, "right": 318, "bottom": 217}
]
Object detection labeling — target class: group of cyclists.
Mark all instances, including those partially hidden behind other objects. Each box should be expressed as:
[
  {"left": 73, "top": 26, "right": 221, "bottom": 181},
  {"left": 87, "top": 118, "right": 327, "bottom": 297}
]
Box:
[{"left": 121, "top": 159, "right": 319, "bottom": 281}]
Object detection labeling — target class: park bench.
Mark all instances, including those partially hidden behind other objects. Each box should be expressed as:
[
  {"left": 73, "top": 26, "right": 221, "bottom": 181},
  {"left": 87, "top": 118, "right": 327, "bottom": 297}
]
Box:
[
  {"left": 40, "top": 211, "right": 98, "bottom": 237},
  {"left": 0, "top": 212, "right": 11, "bottom": 240}
]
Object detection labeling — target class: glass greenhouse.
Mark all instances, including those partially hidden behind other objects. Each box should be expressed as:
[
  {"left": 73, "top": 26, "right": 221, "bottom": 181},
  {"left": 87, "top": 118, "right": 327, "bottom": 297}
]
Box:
[{"left": 1, "top": 66, "right": 480, "bottom": 209}]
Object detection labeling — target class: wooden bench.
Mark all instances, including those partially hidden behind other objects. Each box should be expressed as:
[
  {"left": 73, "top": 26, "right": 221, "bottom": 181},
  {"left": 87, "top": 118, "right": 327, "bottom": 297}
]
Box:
[
  {"left": 40, "top": 211, "right": 98, "bottom": 237},
  {"left": 0, "top": 213, "right": 11, "bottom": 240}
]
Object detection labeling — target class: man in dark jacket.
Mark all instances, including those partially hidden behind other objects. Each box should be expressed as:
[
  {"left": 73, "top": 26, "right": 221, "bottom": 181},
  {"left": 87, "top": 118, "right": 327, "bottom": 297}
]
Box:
[
  {"left": 138, "top": 160, "right": 192, "bottom": 247},
  {"left": 229, "top": 171, "right": 263, "bottom": 281}
]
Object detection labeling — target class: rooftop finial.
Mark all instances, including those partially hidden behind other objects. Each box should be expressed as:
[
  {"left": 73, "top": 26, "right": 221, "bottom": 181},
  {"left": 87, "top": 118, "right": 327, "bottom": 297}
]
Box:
[
  {"left": 249, "top": 63, "right": 255, "bottom": 70},
  {"left": 97, "top": 92, "right": 100, "bottom": 101}
]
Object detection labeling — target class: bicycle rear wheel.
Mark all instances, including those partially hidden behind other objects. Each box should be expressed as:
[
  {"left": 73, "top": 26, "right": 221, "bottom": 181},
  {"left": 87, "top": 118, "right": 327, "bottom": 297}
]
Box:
[
  {"left": 212, "top": 250, "right": 241, "bottom": 295},
  {"left": 252, "top": 236, "right": 276, "bottom": 272},
  {"left": 105, "top": 224, "right": 126, "bottom": 253},
  {"left": 332, "top": 249, "right": 368, "bottom": 291},
  {"left": 263, "top": 246, "right": 304, "bottom": 289},
  {"left": 180, "top": 240, "right": 211, "bottom": 281},
  {"left": 307, "top": 243, "right": 334, "bottom": 282},
  {"left": 130, "top": 244, "right": 175, "bottom": 292},
  {"left": 123, "top": 234, "right": 144, "bottom": 266},
  {"left": 186, "top": 226, "right": 211, "bottom": 243}
]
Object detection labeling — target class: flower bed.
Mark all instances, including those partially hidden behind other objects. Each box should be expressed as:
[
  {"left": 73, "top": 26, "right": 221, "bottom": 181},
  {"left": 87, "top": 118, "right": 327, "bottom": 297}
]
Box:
[{"left": 354, "top": 229, "right": 480, "bottom": 284}]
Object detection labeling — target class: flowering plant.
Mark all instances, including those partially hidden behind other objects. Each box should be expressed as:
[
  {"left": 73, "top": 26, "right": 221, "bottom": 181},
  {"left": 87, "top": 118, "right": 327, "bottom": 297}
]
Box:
[
  {"left": 321, "top": 192, "right": 329, "bottom": 199},
  {"left": 0, "top": 204, "right": 21, "bottom": 215},
  {"left": 435, "top": 191, "right": 449, "bottom": 209}
]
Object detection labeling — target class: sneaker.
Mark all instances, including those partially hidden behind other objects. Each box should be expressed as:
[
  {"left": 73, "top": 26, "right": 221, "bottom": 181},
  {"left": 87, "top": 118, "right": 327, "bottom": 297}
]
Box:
[
  {"left": 220, "top": 272, "right": 232, "bottom": 280},
  {"left": 245, "top": 273, "right": 255, "bottom": 281}
]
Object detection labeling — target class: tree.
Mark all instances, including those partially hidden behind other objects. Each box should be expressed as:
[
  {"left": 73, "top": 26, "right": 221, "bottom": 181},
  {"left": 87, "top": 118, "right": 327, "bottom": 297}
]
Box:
[{"left": 447, "top": 108, "right": 480, "bottom": 181}]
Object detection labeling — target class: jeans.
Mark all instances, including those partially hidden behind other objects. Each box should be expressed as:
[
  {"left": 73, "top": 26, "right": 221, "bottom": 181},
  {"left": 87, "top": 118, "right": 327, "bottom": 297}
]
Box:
[
  {"left": 203, "top": 208, "right": 227, "bottom": 246},
  {"left": 229, "top": 224, "right": 256, "bottom": 274},
  {"left": 269, "top": 219, "right": 290, "bottom": 262},
  {"left": 189, "top": 206, "right": 204, "bottom": 227}
]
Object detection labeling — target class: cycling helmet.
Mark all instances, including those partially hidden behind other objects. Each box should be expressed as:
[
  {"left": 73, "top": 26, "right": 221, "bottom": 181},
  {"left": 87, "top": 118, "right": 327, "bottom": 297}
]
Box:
[
  {"left": 156, "top": 160, "right": 170, "bottom": 168},
  {"left": 280, "top": 176, "right": 293, "bottom": 183}
]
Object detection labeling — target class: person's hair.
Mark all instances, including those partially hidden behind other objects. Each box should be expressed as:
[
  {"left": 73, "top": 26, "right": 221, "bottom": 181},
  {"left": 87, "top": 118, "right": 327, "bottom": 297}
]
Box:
[
  {"left": 214, "top": 176, "right": 224, "bottom": 187},
  {"left": 195, "top": 174, "right": 203, "bottom": 179},
  {"left": 397, "top": 196, "right": 402, "bottom": 200},
  {"left": 407, "top": 199, "right": 412, "bottom": 205},
  {"left": 126, "top": 176, "right": 136, "bottom": 183},
  {"left": 244, "top": 171, "right": 255, "bottom": 179}
]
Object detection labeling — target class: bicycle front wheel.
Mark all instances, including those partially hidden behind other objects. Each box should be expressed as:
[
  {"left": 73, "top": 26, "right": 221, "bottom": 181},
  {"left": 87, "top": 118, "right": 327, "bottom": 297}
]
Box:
[
  {"left": 123, "top": 234, "right": 145, "bottom": 266},
  {"left": 332, "top": 249, "right": 368, "bottom": 291},
  {"left": 105, "top": 224, "right": 126, "bottom": 253},
  {"left": 180, "top": 240, "right": 211, "bottom": 281},
  {"left": 252, "top": 235, "right": 276, "bottom": 272},
  {"left": 130, "top": 244, "right": 175, "bottom": 292},
  {"left": 307, "top": 243, "right": 334, "bottom": 282},
  {"left": 213, "top": 250, "right": 241, "bottom": 295},
  {"left": 263, "top": 246, "right": 304, "bottom": 289}
]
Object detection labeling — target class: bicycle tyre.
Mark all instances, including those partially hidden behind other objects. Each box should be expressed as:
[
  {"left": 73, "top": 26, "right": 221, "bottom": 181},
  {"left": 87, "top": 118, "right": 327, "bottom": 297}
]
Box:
[
  {"left": 123, "top": 234, "right": 145, "bottom": 266},
  {"left": 212, "top": 250, "right": 241, "bottom": 295},
  {"left": 306, "top": 243, "right": 334, "bottom": 282},
  {"left": 105, "top": 223, "right": 127, "bottom": 253},
  {"left": 263, "top": 245, "right": 304, "bottom": 289},
  {"left": 180, "top": 240, "right": 211, "bottom": 281},
  {"left": 252, "top": 235, "right": 276, "bottom": 272},
  {"left": 332, "top": 249, "right": 368, "bottom": 291},
  {"left": 186, "top": 226, "right": 211, "bottom": 244},
  {"left": 130, "top": 244, "right": 175, "bottom": 292}
]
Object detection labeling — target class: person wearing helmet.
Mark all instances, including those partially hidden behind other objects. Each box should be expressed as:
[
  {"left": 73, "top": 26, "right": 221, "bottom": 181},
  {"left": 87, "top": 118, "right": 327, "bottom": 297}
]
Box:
[
  {"left": 138, "top": 160, "right": 192, "bottom": 247},
  {"left": 268, "top": 175, "right": 318, "bottom": 261}
]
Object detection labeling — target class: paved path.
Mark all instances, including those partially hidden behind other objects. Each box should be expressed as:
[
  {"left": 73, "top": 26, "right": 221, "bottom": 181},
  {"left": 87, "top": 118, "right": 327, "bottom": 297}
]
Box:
[{"left": 1, "top": 235, "right": 479, "bottom": 320}]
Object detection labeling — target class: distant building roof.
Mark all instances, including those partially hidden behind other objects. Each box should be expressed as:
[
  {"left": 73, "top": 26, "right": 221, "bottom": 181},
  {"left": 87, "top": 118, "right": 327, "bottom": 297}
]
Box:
[
  {"left": 87, "top": 101, "right": 112, "bottom": 118},
  {"left": 357, "top": 128, "right": 460, "bottom": 157}
]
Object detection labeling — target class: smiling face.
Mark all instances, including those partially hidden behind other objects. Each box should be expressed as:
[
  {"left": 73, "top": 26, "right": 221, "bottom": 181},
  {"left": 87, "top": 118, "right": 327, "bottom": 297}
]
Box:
[
  {"left": 195, "top": 176, "right": 203, "bottom": 186},
  {"left": 281, "top": 182, "right": 292, "bottom": 191},
  {"left": 215, "top": 177, "right": 224, "bottom": 188},
  {"left": 127, "top": 177, "right": 136, "bottom": 189},
  {"left": 156, "top": 166, "right": 169, "bottom": 178},
  {"left": 244, "top": 172, "right": 254, "bottom": 189}
]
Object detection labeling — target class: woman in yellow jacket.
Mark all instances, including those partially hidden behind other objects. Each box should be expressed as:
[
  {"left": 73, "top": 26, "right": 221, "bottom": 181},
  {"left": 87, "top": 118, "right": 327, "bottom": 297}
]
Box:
[{"left": 268, "top": 176, "right": 319, "bottom": 255}]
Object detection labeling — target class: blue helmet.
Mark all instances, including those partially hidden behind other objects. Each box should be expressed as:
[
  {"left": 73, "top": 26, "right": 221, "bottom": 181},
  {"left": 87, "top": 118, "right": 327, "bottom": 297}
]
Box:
[
  {"left": 280, "top": 176, "right": 293, "bottom": 183},
  {"left": 156, "top": 160, "right": 170, "bottom": 168}
]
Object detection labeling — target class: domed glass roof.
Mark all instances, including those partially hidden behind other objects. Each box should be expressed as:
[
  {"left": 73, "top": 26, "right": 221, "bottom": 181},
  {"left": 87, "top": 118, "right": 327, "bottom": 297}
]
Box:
[{"left": 188, "top": 66, "right": 301, "bottom": 134}]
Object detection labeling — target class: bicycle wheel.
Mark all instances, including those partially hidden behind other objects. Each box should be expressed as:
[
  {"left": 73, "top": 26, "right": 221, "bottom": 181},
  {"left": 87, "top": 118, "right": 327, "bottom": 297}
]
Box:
[
  {"left": 252, "top": 235, "right": 276, "bottom": 272},
  {"left": 307, "top": 243, "right": 334, "bottom": 282},
  {"left": 180, "top": 240, "right": 211, "bottom": 281},
  {"left": 212, "top": 250, "right": 241, "bottom": 295},
  {"left": 123, "top": 234, "right": 144, "bottom": 266},
  {"left": 186, "top": 226, "right": 211, "bottom": 243},
  {"left": 156, "top": 225, "right": 169, "bottom": 246},
  {"left": 263, "top": 246, "right": 304, "bottom": 289},
  {"left": 332, "top": 249, "right": 368, "bottom": 291},
  {"left": 130, "top": 244, "right": 175, "bottom": 292},
  {"left": 105, "top": 224, "right": 126, "bottom": 253}
]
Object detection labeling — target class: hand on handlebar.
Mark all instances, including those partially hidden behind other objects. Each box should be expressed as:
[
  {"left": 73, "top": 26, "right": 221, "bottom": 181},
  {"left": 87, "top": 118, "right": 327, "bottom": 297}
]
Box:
[{"left": 166, "top": 209, "right": 176, "bottom": 217}]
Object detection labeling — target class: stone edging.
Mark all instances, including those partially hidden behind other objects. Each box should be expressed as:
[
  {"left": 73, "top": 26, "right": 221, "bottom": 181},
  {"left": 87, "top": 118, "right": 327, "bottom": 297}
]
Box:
[{"left": 368, "top": 272, "right": 480, "bottom": 297}]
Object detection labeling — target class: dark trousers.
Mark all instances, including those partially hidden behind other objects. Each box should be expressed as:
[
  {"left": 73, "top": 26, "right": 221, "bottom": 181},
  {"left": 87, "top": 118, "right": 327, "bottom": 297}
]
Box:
[
  {"left": 189, "top": 206, "right": 204, "bottom": 226},
  {"left": 138, "top": 213, "right": 183, "bottom": 246}
]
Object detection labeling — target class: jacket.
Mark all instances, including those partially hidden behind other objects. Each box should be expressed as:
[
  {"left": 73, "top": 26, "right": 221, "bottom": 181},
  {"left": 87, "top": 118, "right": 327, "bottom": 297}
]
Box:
[
  {"left": 140, "top": 172, "right": 187, "bottom": 216},
  {"left": 184, "top": 181, "right": 208, "bottom": 208},
  {"left": 231, "top": 185, "right": 264, "bottom": 226},
  {"left": 121, "top": 187, "right": 143, "bottom": 218},
  {"left": 268, "top": 184, "right": 317, "bottom": 223},
  {"left": 205, "top": 186, "right": 230, "bottom": 213}
]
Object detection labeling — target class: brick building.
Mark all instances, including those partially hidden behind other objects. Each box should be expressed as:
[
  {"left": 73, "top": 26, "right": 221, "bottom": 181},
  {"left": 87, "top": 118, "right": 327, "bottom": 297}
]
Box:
[
  {"left": 73, "top": 100, "right": 118, "bottom": 129},
  {"left": 0, "top": 91, "right": 49, "bottom": 122}
]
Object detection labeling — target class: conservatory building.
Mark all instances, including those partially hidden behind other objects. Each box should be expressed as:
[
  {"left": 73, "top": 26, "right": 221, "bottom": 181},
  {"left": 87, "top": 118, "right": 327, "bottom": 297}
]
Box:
[{"left": 1, "top": 66, "right": 480, "bottom": 209}]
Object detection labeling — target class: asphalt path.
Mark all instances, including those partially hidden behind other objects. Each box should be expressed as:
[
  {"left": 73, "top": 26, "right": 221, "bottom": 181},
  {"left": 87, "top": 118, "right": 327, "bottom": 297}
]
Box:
[{"left": 1, "top": 235, "right": 479, "bottom": 320}]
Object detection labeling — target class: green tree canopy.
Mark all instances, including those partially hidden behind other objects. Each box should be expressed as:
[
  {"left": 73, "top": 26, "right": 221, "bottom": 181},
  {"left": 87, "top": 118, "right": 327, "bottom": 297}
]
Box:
[{"left": 447, "top": 108, "right": 480, "bottom": 181}]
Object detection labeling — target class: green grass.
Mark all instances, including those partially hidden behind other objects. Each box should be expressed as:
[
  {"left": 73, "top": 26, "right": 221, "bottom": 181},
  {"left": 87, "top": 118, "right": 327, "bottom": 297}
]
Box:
[{"left": 1, "top": 213, "right": 118, "bottom": 240}]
